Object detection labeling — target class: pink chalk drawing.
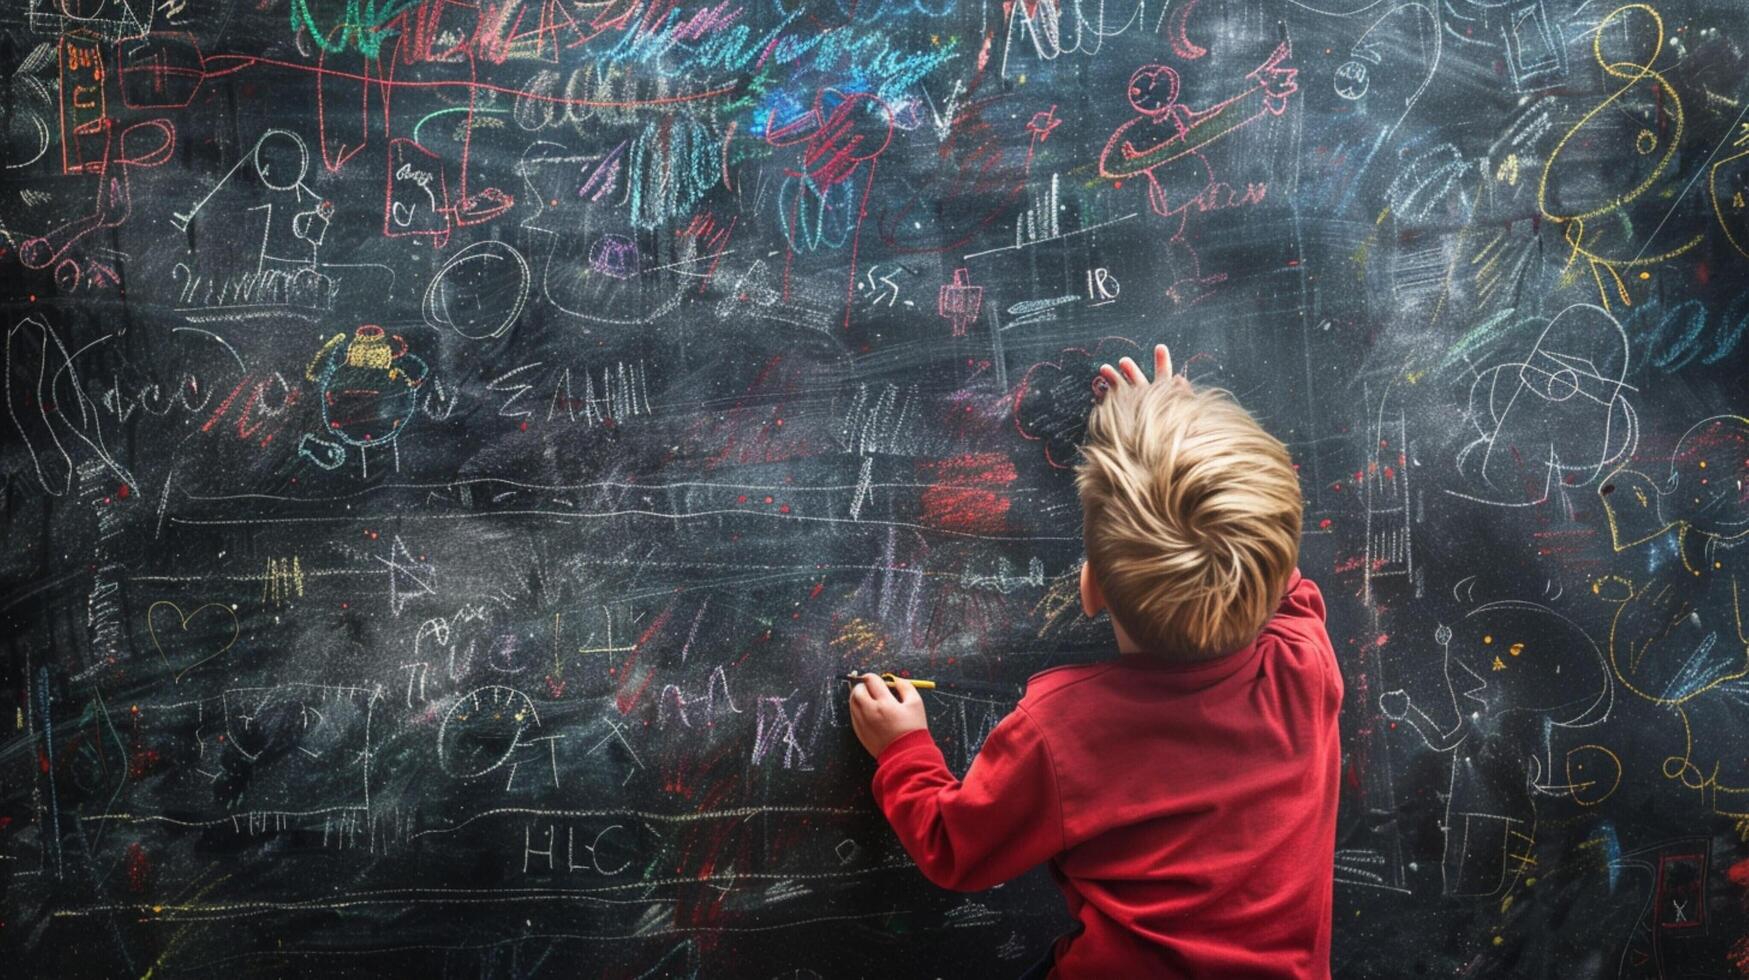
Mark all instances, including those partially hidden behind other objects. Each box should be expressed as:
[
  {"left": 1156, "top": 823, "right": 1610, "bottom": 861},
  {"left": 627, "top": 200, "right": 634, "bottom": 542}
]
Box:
[
  {"left": 1098, "top": 43, "right": 1298, "bottom": 305},
  {"left": 938, "top": 268, "right": 984, "bottom": 337}
]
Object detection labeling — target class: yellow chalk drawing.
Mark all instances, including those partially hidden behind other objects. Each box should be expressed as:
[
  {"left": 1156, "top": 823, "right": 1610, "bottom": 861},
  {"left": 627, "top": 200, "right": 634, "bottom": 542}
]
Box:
[
  {"left": 304, "top": 331, "right": 347, "bottom": 382},
  {"left": 1495, "top": 153, "right": 1519, "bottom": 185},
  {"left": 147, "top": 600, "right": 241, "bottom": 683},
  {"left": 344, "top": 324, "right": 395, "bottom": 370},
  {"left": 1594, "top": 416, "right": 1749, "bottom": 814},
  {"left": 1563, "top": 744, "right": 1622, "bottom": 806},
  {"left": 1032, "top": 567, "right": 1085, "bottom": 639},
  {"left": 262, "top": 556, "right": 305, "bottom": 606},
  {"left": 1708, "top": 122, "right": 1749, "bottom": 258},
  {"left": 1592, "top": 574, "right": 1749, "bottom": 706},
  {"left": 1538, "top": 4, "right": 1702, "bottom": 309},
  {"left": 137, "top": 867, "right": 233, "bottom": 979},
  {"left": 830, "top": 617, "right": 889, "bottom": 658}
]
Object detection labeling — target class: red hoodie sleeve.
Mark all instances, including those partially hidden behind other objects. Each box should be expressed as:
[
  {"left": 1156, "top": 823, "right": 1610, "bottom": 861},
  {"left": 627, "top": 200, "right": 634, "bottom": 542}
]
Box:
[
  {"left": 869, "top": 705, "right": 1065, "bottom": 892},
  {"left": 1264, "top": 569, "right": 1326, "bottom": 640},
  {"left": 1263, "top": 569, "right": 1341, "bottom": 698}
]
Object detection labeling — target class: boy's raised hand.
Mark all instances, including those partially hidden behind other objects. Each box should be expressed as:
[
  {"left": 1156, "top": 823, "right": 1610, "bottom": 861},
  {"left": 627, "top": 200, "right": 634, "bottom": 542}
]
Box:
[
  {"left": 1095, "top": 343, "right": 1174, "bottom": 400},
  {"left": 848, "top": 673, "right": 928, "bottom": 759}
]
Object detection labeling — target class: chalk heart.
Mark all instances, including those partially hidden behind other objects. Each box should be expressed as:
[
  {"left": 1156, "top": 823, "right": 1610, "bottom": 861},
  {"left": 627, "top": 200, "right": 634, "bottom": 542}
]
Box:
[{"left": 148, "top": 601, "right": 240, "bottom": 682}]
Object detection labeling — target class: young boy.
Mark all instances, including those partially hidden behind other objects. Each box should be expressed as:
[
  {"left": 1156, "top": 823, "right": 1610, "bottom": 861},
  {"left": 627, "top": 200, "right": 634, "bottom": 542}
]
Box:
[{"left": 849, "top": 345, "right": 1340, "bottom": 978}]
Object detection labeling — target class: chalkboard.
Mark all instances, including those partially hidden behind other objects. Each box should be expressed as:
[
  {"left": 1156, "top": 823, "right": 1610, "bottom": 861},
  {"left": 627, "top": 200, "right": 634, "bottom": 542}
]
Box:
[{"left": 4, "top": 0, "right": 1749, "bottom": 976}]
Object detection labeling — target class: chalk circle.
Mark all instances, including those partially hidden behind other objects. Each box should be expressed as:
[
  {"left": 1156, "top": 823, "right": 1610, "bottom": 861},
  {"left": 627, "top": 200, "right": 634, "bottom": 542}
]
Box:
[
  {"left": 54, "top": 258, "right": 81, "bottom": 291},
  {"left": 422, "top": 240, "right": 531, "bottom": 340},
  {"left": 119, "top": 119, "right": 176, "bottom": 167},
  {"left": 253, "top": 129, "right": 309, "bottom": 192},
  {"left": 437, "top": 685, "right": 539, "bottom": 779},
  {"left": 1334, "top": 61, "right": 1370, "bottom": 100},
  {"left": 58, "top": 0, "right": 115, "bottom": 21},
  {"left": 1541, "top": 367, "right": 1581, "bottom": 401},
  {"left": 1565, "top": 744, "right": 1621, "bottom": 805}
]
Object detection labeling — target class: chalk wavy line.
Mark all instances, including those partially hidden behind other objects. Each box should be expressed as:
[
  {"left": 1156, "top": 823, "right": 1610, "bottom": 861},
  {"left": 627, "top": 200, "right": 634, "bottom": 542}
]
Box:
[
  {"left": 207, "top": 55, "right": 737, "bottom": 108},
  {"left": 169, "top": 511, "right": 1078, "bottom": 542},
  {"left": 182, "top": 476, "right": 945, "bottom": 503},
  {"left": 410, "top": 804, "right": 861, "bottom": 840},
  {"left": 168, "top": 913, "right": 913, "bottom": 958},
  {"left": 58, "top": 870, "right": 912, "bottom": 919}
]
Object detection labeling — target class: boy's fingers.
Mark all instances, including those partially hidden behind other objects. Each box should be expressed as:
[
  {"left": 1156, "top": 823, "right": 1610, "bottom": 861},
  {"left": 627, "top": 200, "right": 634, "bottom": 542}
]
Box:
[
  {"left": 1097, "top": 364, "right": 1123, "bottom": 392},
  {"left": 1155, "top": 344, "right": 1171, "bottom": 380},
  {"left": 892, "top": 676, "right": 918, "bottom": 703},
  {"left": 861, "top": 673, "right": 896, "bottom": 703},
  {"left": 1117, "top": 356, "right": 1145, "bottom": 385}
]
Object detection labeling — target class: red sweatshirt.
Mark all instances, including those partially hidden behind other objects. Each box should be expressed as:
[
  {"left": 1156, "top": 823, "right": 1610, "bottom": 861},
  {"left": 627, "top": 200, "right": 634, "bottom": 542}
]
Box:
[{"left": 871, "top": 570, "right": 1341, "bottom": 978}]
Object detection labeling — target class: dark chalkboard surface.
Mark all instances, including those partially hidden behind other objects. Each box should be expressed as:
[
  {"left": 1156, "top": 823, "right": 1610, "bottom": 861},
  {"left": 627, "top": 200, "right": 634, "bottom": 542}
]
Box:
[{"left": 4, "top": 0, "right": 1749, "bottom": 976}]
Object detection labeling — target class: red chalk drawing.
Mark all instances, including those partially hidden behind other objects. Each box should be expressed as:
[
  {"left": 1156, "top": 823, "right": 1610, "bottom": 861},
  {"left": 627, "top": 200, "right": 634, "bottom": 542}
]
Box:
[{"left": 918, "top": 453, "right": 1016, "bottom": 534}]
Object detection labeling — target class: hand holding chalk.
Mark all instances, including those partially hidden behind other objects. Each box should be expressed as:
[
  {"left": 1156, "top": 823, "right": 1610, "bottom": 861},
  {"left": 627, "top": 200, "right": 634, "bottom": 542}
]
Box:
[
  {"left": 841, "top": 672, "right": 936, "bottom": 690},
  {"left": 847, "top": 671, "right": 929, "bottom": 759}
]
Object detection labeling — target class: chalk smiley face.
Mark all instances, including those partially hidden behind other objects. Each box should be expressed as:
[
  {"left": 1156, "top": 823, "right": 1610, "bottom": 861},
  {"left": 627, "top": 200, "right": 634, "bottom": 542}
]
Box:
[
  {"left": 1598, "top": 415, "right": 1749, "bottom": 552},
  {"left": 1334, "top": 60, "right": 1370, "bottom": 100},
  {"left": 1666, "top": 418, "right": 1749, "bottom": 534}
]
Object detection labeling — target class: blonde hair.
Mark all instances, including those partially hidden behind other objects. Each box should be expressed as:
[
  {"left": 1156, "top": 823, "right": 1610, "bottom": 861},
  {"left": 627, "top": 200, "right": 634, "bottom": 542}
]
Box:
[{"left": 1076, "top": 375, "right": 1302, "bottom": 659}]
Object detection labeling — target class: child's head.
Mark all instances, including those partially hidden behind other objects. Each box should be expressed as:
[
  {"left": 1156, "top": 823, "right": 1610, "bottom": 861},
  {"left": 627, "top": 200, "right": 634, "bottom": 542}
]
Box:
[{"left": 1076, "top": 366, "right": 1302, "bottom": 660}]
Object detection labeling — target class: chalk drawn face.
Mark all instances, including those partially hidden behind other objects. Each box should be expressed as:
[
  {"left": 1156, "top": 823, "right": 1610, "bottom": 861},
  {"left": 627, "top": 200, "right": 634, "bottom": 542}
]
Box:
[
  {"left": 1334, "top": 60, "right": 1370, "bottom": 100},
  {"left": 1448, "top": 604, "right": 1608, "bottom": 723},
  {"left": 1456, "top": 305, "right": 1635, "bottom": 503},
  {"left": 1127, "top": 65, "right": 1181, "bottom": 115},
  {"left": 422, "top": 240, "right": 531, "bottom": 341},
  {"left": 317, "top": 325, "right": 427, "bottom": 449},
  {"left": 252, "top": 129, "right": 310, "bottom": 193},
  {"left": 1666, "top": 417, "right": 1749, "bottom": 536},
  {"left": 1598, "top": 415, "right": 1749, "bottom": 553}
]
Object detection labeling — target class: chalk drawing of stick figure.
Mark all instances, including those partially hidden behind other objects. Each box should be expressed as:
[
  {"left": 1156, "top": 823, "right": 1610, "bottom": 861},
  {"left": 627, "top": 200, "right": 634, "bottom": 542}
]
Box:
[
  {"left": 297, "top": 324, "right": 428, "bottom": 478},
  {"left": 1099, "top": 43, "right": 1297, "bottom": 305},
  {"left": 765, "top": 88, "right": 895, "bottom": 328},
  {"left": 1380, "top": 605, "right": 1611, "bottom": 896}
]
